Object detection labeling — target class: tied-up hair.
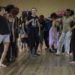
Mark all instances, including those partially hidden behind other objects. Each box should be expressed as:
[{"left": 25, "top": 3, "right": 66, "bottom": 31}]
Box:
[{"left": 50, "top": 13, "right": 58, "bottom": 19}]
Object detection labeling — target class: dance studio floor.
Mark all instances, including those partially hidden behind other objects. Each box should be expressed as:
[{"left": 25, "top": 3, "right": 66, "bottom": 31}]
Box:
[{"left": 0, "top": 50, "right": 75, "bottom": 75}]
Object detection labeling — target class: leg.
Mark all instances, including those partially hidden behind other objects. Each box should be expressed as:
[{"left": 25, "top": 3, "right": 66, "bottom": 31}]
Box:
[
  {"left": 69, "top": 42, "right": 75, "bottom": 64},
  {"left": 39, "top": 42, "right": 43, "bottom": 54},
  {"left": 44, "top": 31, "right": 49, "bottom": 48},
  {"left": 0, "top": 35, "right": 10, "bottom": 67},
  {"left": 65, "top": 39, "right": 70, "bottom": 55},
  {"left": 56, "top": 32, "right": 65, "bottom": 55},
  {"left": 39, "top": 31, "right": 43, "bottom": 53},
  {"left": 28, "top": 29, "right": 35, "bottom": 55},
  {"left": 65, "top": 31, "right": 71, "bottom": 55},
  {"left": 73, "top": 46, "right": 75, "bottom": 61},
  {"left": 34, "top": 32, "right": 40, "bottom": 55},
  {"left": 0, "top": 43, "right": 9, "bottom": 67}
]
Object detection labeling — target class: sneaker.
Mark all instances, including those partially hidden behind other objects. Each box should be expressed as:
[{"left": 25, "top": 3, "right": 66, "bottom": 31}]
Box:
[
  {"left": 65, "top": 53, "right": 70, "bottom": 57},
  {"left": 55, "top": 52, "right": 61, "bottom": 56}
]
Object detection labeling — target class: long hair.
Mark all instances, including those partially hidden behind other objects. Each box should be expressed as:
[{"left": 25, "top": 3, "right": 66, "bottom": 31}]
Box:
[{"left": 5, "top": 4, "right": 19, "bottom": 17}]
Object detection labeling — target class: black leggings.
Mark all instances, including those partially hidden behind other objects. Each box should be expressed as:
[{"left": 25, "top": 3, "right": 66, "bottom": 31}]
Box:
[
  {"left": 70, "top": 40, "right": 75, "bottom": 61},
  {"left": 28, "top": 27, "right": 39, "bottom": 54}
]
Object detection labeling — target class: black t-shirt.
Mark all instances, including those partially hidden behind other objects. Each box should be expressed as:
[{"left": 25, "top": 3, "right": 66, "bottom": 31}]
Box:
[
  {"left": 27, "top": 16, "right": 39, "bottom": 28},
  {"left": 0, "top": 15, "right": 10, "bottom": 35}
]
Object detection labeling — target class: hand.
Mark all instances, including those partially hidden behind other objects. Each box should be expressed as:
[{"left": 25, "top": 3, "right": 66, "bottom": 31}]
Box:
[
  {"left": 39, "top": 32, "right": 41, "bottom": 36},
  {"left": 29, "top": 19, "right": 34, "bottom": 22},
  {"left": 26, "top": 19, "right": 34, "bottom": 25},
  {"left": 36, "top": 19, "right": 39, "bottom": 22}
]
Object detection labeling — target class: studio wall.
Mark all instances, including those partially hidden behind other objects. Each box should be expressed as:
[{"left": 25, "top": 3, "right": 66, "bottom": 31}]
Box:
[{"left": 0, "top": 0, "right": 75, "bottom": 17}]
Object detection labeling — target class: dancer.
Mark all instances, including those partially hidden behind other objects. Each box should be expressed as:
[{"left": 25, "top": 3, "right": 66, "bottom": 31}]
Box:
[
  {"left": 49, "top": 13, "right": 58, "bottom": 52},
  {"left": 49, "top": 20, "right": 59, "bottom": 53},
  {"left": 26, "top": 8, "right": 40, "bottom": 56},
  {"left": 5, "top": 5, "right": 19, "bottom": 61},
  {"left": 39, "top": 15, "right": 46, "bottom": 52},
  {"left": 56, "top": 9, "right": 73, "bottom": 55},
  {"left": 19, "top": 22, "right": 28, "bottom": 52},
  {"left": 0, "top": 7, "right": 10, "bottom": 67},
  {"left": 69, "top": 17, "right": 75, "bottom": 64}
]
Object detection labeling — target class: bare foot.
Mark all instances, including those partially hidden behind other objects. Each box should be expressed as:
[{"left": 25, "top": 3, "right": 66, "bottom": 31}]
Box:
[
  {"left": 69, "top": 53, "right": 72, "bottom": 56},
  {"left": 0, "top": 63, "right": 7, "bottom": 68},
  {"left": 65, "top": 53, "right": 70, "bottom": 57}
]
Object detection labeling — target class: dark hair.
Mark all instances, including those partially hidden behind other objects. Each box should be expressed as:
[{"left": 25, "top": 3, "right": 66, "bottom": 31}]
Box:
[
  {"left": 5, "top": 4, "right": 15, "bottom": 13},
  {"left": 0, "top": 6, "right": 5, "bottom": 11},
  {"left": 50, "top": 13, "right": 58, "bottom": 19},
  {"left": 66, "top": 9, "right": 74, "bottom": 16},
  {"left": 39, "top": 15, "right": 44, "bottom": 19},
  {"left": 70, "top": 10, "right": 74, "bottom": 16},
  {"left": 11, "top": 7, "right": 19, "bottom": 17},
  {"left": 66, "top": 9, "right": 71, "bottom": 12},
  {"left": 5, "top": 4, "right": 19, "bottom": 17},
  {"left": 22, "top": 11, "right": 32, "bottom": 18}
]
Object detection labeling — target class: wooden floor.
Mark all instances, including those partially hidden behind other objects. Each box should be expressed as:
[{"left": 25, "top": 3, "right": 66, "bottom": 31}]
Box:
[{"left": 0, "top": 50, "right": 75, "bottom": 75}]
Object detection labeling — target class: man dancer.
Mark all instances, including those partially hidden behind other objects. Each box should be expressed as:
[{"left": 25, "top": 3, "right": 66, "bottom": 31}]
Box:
[{"left": 26, "top": 8, "right": 40, "bottom": 56}]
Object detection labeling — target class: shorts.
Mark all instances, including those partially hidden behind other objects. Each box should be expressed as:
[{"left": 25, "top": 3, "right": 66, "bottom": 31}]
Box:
[{"left": 0, "top": 34, "right": 10, "bottom": 44}]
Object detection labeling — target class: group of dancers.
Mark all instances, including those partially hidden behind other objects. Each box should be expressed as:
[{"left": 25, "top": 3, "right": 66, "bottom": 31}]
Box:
[
  {"left": 49, "top": 9, "right": 75, "bottom": 64},
  {"left": 0, "top": 4, "right": 75, "bottom": 68}
]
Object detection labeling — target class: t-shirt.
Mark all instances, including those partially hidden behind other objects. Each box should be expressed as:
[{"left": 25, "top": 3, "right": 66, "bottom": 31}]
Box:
[
  {"left": 45, "top": 19, "right": 52, "bottom": 31},
  {"left": 0, "top": 15, "right": 10, "bottom": 35},
  {"left": 27, "top": 16, "right": 39, "bottom": 28},
  {"left": 62, "top": 16, "right": 73, "bottom": 32}
]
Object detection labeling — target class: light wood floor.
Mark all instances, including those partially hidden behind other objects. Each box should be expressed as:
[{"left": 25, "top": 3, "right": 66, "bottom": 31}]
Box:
[{"left": 0, "top": 50, "right": 75, "bottom": 75}]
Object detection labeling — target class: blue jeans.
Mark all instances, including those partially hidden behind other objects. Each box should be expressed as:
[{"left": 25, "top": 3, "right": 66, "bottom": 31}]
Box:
[{"left": 57, "top": 31, "right": 71, "bottom": 54}]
